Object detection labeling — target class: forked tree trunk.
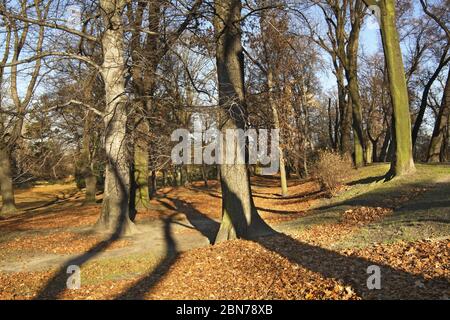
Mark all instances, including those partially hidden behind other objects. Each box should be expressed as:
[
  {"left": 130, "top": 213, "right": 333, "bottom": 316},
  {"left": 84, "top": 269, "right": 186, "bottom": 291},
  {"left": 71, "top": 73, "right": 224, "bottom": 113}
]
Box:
[
  {"left": 214, "top": 0, "right": 272, "bottom": 242},
  {"left": 427, "top": 69, "right": 450, "bottom": 162},
  {"left": 378, "top": 0, "right": 415, "bottom": 176},
  {"left": 96, "top": 0, "right": 135, "bottom": 235},
  {"left": 0, "top": 146, "right": 16, "bottom": 215}
]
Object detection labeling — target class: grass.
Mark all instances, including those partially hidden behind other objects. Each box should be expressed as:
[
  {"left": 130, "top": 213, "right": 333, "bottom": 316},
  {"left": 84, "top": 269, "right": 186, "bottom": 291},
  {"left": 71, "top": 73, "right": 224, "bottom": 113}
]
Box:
[{"left": 280, "top": 163, "right": 450, "bottom": 248}]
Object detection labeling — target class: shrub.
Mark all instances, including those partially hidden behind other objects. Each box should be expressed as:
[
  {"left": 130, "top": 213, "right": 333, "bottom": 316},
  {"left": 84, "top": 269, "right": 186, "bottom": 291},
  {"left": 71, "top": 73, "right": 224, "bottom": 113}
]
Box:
[{"left": 313, "top": 150, "right": 353, "bottom": 196}]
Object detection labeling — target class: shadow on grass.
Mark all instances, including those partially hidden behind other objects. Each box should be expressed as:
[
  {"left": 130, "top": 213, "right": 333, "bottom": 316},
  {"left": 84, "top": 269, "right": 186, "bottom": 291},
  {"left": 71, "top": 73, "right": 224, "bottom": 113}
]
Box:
[
  {"left": 347, "top": 174, "right": 388, "bottom": 186},
  {"left": 116, "top": 214, "right": 178, "bottom": 300},
  {"left": 34, "top": 154, "right": 134, "bottom": 299}
]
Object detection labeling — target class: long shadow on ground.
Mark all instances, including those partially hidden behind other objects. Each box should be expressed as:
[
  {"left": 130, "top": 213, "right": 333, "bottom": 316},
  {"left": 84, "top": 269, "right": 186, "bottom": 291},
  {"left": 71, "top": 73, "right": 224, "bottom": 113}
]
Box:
[{"left": 114, "top": 198, "right": 449, "bottom": 299}]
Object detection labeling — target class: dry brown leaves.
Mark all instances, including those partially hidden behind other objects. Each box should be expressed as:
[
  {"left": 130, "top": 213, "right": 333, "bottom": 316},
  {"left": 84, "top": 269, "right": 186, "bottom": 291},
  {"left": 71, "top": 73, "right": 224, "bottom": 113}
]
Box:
[
  {"left": 0, "top": 238, "right": 448, "bottom": 300},
  {"left": 343, "top": 206, "right": 393, "bottom": 225},
  {"left": 0, "top": 232, "right": 131, "bottom": 255},
  {"left": 142, "top": 239, "right": 359, "bottom": 300}
]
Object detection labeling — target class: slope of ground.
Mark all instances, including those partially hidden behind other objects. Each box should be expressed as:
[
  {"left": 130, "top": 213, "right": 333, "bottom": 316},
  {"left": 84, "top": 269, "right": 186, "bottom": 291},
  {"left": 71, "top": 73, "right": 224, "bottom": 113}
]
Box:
[{"left": 0, "top": 164, "right": 448, "bottom": 300}]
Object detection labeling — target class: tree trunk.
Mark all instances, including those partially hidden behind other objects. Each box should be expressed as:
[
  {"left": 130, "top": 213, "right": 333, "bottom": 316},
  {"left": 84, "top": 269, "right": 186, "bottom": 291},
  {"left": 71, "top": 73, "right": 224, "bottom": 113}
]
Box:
[
  {"left": 85, "top": 173, "right": 97, "bottom": 204},
  {"left": 162, "top": 169, "right": 167, "bottom": 187},
  {"left": 133, "top": 125, "right": 150, "bottom": 208},
  {"left": 0, "top": 146, "right": 16, "bottom": 215},
  {"left": 346, "top": 1, "right": 365, "bottom": 168},
  {"left": 214, "top": 0, "right": 272, "bottom": 242},
  {"left": 428, "top": 68, "right": 450, "bottom": 162},
  {"left": 150, "top": 170, "right": 157, "bottom": 199},
  {"left": 267, "top": 69, "right": 288, "bottom": 196},
  {"left": 379, "top": 126, "right": 391, "bottom": 162},
  {"left": 365, "top": 139, "right": 373, "bottom": 165},
  {"left": 201, "top": 163, "right": 209, "bottom": 187},
  {"left": 96, "top": 0, "right": 135, "bottom": 235},
  {"left": 81, "top": 111, "right": 97, "bottom": 204},
  {"left": 338, "top": 73, "right": 352, "bottom": 155},
  {"left": 412, "top": 51, "right": 449, "bottom": 147},
  {"left": 379, "top": 0, "right": 415, "bottom": 176}
]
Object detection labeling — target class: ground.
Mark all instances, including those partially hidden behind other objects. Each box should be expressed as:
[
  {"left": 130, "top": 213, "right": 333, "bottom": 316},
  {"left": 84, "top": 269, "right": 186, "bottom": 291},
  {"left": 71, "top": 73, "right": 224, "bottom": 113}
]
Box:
[{"left": 0, "top": 164, "right": 449, "bottom": 300}]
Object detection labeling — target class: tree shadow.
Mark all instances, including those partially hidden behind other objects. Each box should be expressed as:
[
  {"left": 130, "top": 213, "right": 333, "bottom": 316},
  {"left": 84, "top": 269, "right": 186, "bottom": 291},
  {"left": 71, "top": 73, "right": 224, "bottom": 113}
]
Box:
[
  {"left": 116, "top": 214, "right": 178, "bottom": 300},
  {"left": 34, "top": 154, "right": 133, "bottom": 299},
  {"left": 157, "top": 197, "right": 219, "bottom": 244},
  {"left": 256, "top": 232, "right": 449, "bottom": 299},
  {"left": 255, "top": 207, "right": 303, "bottom": 215},
  {"left": 316, "top": 179, "right": 448, "bottom": 212},
  {"left": 347, "top": 174, "right": 388, "bottom": 186},
  {"left": 34, "top": 215, "right": 127, "bottom": 299},
  {"left": 221, "top": 189, "right": 450, "bottom": 299}
]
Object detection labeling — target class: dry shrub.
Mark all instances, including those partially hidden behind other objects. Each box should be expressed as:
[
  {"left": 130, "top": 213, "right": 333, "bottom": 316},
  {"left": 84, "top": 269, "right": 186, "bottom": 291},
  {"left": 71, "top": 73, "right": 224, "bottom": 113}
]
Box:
[{"left": 313, "top": 150, "right": 353, "bottom": 196}]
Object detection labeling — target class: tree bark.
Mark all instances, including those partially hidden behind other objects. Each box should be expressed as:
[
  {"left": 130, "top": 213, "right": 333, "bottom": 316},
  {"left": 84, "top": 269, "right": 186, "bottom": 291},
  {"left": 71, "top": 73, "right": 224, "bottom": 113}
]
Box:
[
  {"left": 378, "top": 0, "right": 415, "bottom": 176},
  {"left": 267, "top": 70, "right": 288, "bottom": 196},
  {"left": 346, "top": 0, "right": 365, "bottom": 168},
  {"left": 133, "top": 120, "right": 150, "bottom": 208},
  {"left": 412, "top": 50, "right": 449, "bottom": 147},
  {"left": 214, "top": 0, "right": 272, "bottom": 242},
  {"left": 81, "top": 110, "right": 97, "bottom": 204},
  {"left": 427, "top": 68, "right": 450, "bottom": 162},
  {"left": 96, "top": 0, "right": 136, "bottom": 235},
  {"left": 0, "top": 146, "right": 16, "bottom": 215}
]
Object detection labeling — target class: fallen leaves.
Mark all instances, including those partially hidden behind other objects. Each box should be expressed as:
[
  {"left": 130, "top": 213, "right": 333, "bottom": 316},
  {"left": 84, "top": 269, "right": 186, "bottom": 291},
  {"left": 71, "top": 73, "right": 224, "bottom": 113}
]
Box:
[
  {"left": 343, "top": 206, "right": 393, "bottom": 225},
  {"left": 0, "top": 232, "right": 131, "bottom": 255}
]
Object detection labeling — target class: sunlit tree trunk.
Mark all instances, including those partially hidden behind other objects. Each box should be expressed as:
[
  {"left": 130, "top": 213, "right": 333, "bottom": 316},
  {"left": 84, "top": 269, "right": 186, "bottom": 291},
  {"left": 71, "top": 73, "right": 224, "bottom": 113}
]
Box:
[
  {"left": 428, "top": 69, "right": 450, "bottom": 162},
  {"left": 267, "top": 70, "right": 288, "bottom": 196},
  {"left": 345, "top": 0, "right": 365, "bottom": 167},
  {"left": 376, "top": 0, "right": 415, "bottom": 176},
  {"left": 96, "top": 0, "right": 135, "bottom": 235},
  {"left": 214, "top": 0, "right": 272, "bottom": 242}
]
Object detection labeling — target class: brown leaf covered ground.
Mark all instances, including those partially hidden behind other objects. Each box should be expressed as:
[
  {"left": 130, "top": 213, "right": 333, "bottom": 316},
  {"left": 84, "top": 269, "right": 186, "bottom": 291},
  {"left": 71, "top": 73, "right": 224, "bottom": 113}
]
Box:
[{"left": 0, "top": 164, "right": 449, "bottom": 300}]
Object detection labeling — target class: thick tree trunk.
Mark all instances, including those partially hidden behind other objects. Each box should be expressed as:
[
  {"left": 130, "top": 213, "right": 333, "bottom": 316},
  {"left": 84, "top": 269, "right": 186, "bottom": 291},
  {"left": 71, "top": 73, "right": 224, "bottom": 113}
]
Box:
[
  {"left": 379, "top": 0, "right": 415, "bottom": 176},
  {"left": 96, "top": 0, "right": 135, "bottom": 235},
  {"left": 81, "top": 111, "right": 97, "bottom": 204},
  {"left": 428, "top": 68, "right": 450, "bottom": 162},
  {"left": 85, "top": 173, "right": 97, "bottom": 203},
  {"left": 133, "top": 124, "right": 150, "bottom": 208},
  {"left": 0, "top": 146, "right": 16, "bottom": 215},
  {"left": 214, "top": 0, "right": 272, "bottom": 242},
  {"left": 346, "top": 1, "right": 365, "bottom": 168}
]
